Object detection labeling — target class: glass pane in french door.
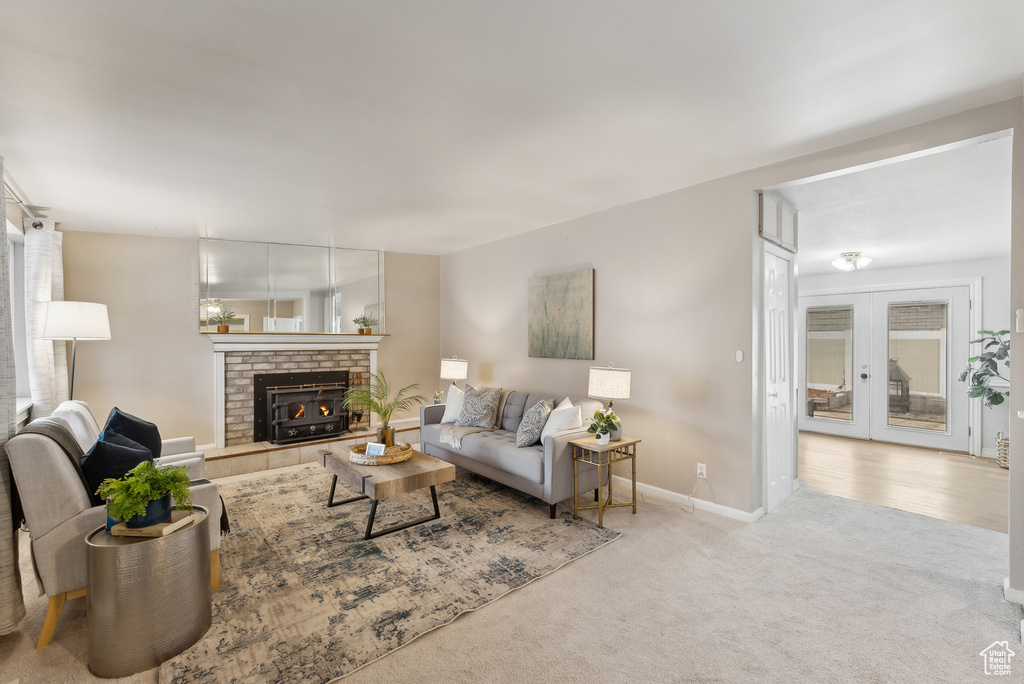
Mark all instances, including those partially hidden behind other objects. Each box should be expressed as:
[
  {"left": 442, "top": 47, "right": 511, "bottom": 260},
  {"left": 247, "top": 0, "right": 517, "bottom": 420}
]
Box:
[
  {"left": 887, "top": 302, "right": 947, "bottom": 431},
  {"left": 805, "top": 306, "right": 853, "bottom": 422}
]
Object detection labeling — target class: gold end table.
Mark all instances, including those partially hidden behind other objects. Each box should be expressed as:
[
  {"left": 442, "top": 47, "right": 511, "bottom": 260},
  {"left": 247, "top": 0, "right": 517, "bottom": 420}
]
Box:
[{"left": 570, "top": 436, "right": 640, "bottom": 528}]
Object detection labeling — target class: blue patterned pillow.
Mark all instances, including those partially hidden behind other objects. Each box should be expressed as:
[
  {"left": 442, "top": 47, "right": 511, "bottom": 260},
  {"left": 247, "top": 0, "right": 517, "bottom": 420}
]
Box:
[
  {"left": 455, "top": 386, "right": 502, "bottom": 428},
  {"left": 516, "top": 399, "right": 553, "bottom": 448}
]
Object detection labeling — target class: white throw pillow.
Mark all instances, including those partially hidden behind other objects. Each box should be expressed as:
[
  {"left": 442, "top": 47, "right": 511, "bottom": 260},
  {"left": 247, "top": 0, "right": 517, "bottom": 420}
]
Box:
[
  {"left": 540, "top": 399, "right": 582, "bottom": 443},
  {"left": 440, "top": 385, "right": 465, "bottom": 424}
]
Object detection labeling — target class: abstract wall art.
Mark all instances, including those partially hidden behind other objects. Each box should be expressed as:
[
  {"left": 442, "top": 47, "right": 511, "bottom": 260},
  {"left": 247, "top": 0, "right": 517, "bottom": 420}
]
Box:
[{"left": 528, "top": 269, "right": 594, "bottom": 360}]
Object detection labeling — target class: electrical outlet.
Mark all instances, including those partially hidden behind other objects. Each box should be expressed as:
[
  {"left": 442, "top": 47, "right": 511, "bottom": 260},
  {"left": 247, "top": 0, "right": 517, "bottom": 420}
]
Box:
[{"left": 697, "top": 463, "right": 706, "bottom": 479}]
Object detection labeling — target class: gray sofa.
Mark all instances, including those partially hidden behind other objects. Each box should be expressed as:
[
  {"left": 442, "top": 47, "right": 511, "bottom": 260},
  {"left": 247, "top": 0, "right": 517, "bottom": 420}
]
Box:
[{"left": 419, "top": 391, "right": 603, "bottom": 518}]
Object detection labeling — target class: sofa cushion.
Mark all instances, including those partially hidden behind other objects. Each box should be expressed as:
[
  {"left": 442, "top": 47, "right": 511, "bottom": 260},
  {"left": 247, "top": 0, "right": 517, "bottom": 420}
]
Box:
[
  {"left": 101, "top": 407, "right": 162, "bottom": 459},
  {"left": 516, "top": 398, "right": 553, "bottom": 447},
  {"left": 456, "top": 386, "right": 502, "bottom": 428},
  {"left": 501, "top": 391, "right": 529, "bottom": 432},
  {"left": 458, "top": 429, "right": 544, "bottom": 484},
  {"left": 540, "top": 399, "right": 582, "bottom": 443},
  {"left": 80, "top": 432, "right": 155, "bottom": 504},
  {"left": 440, "top": 384, "right": 465, "bottom": 424}
]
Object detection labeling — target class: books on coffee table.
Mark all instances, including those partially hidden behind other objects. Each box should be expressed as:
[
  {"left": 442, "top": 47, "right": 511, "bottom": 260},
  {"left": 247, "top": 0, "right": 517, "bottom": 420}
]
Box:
[{"left": 110, "top": 509, "right": 199, "bottom": 538}]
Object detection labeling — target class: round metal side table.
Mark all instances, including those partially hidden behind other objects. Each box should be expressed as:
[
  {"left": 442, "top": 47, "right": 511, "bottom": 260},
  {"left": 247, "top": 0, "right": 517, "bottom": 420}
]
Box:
[{"left": 85, "top": 506, "right": 212, "bottom": 678}]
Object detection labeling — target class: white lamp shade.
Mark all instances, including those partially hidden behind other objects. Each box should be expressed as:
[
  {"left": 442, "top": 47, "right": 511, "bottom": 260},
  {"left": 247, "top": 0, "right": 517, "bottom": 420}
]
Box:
[
  {"left": 38, "top": 301, "right": 111, "bottom": 340},
  {"left": 588, "top": 366, "right": 631, "bottom": 400},
  {"left": 440, "top": 357, "right": 468, "bottom": 381}
]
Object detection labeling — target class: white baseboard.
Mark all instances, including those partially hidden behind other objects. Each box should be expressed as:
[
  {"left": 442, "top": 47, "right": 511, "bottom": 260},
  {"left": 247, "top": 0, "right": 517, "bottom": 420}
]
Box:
[
  {"left": 611, "top": 475, "right": 764, "bottom": 524},
  {"left": 1004, "top": 577, "right": 1024, "bottom": 606},
  {"left": 981, "top": 448, "right": 998, "bottom": 459}
]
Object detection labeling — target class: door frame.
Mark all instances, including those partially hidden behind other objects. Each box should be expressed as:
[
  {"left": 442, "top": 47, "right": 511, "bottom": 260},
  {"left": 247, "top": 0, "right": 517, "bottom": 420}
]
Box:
[{"left": 799, "top": 277, "right": 982, "bottom": 455}]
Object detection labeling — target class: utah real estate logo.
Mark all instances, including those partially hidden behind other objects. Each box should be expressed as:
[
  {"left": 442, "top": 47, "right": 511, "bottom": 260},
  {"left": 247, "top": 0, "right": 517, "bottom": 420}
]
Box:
[{"left": 980, "top": 641, "right": 1015, "bottom": 676}]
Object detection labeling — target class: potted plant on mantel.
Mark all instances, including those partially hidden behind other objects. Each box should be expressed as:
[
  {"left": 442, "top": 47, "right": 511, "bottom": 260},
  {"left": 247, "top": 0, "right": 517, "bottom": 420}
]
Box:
[
  {"left": 959, "top": 328, "right": 1010, "bottom": 468},
  {"left": 587, "top": 408, "right": 621, "bottom": 446},
  {"left": 341, "top": 370, "right": 426, "bottom": 447},
  {"left": 96, "top": 461, "right": 193, "bottom": 528},
  {"left": 353, "top": 315, "right": 377, "bottom": 335},
  {"left": 208, "top": 305, "right": 235, "bottom": 334}
]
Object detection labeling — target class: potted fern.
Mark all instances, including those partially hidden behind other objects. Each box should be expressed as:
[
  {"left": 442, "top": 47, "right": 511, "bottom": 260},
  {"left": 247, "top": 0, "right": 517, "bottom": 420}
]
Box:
[
  {"left": 96, "top": 461, "right": 193, "bottom": 528},
  {"left": 341, "top": 370, "right": 426, "bottom": 446},
  {"left": 959, "top": 329, "right": 1010, "bottom": 468}
]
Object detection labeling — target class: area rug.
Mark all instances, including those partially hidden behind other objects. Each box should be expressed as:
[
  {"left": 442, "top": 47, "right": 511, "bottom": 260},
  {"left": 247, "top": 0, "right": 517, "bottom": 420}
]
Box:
[{"left": 161, "top": 463, "right": 620, "bottom": 683}]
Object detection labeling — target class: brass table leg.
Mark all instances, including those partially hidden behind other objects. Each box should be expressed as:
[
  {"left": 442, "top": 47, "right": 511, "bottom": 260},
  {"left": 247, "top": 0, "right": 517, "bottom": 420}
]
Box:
[
  {"left": 572, "top": 447, "right": 579, "bottom": 519},
  {"left": 631, "top": 453, "right": 637, "bottom": 514}
]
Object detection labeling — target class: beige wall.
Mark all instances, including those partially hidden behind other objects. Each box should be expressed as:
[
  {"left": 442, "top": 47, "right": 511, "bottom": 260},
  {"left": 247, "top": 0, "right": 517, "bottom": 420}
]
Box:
[
  {"left": 62, "top": 232, "right": 215, "bottom": 443},
  {"left": 441, "top": 96, "right": 1024, "bottom": 517},
  {"left": 62, "top": 233, "right": 441, "bottom": 443},
  {"left": 381, "top": 252, "right": 441, "bottom": 419}
]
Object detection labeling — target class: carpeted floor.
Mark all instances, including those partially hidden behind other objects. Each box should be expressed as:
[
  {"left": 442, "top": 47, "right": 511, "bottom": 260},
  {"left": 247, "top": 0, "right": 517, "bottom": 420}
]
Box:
[{"left": 1, "top": 472, "right": 1021, "bottom": 683}]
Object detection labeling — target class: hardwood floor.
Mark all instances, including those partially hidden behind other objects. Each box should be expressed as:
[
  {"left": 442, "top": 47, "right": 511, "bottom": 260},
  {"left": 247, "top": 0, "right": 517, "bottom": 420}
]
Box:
[{"left": 798, "top": 432, "right": 1009, "bottom": 533}]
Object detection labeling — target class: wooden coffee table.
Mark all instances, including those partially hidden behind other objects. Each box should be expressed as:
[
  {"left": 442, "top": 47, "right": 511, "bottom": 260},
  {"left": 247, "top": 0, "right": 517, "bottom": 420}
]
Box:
[{"left": 319, "top": 448, "right": 456, "bottom": 539}]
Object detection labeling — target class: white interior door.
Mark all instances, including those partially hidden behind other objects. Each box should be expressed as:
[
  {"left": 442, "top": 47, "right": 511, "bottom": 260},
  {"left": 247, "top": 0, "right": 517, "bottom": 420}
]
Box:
[
  {"left": 869, "top": 286, "right": 970, "bottom": 451},
  {"left": 764, "top": 246, "right": 795, "bottom": 513},
  {"left": 797, "top": 293, "right": 871, "bottom": 439}
]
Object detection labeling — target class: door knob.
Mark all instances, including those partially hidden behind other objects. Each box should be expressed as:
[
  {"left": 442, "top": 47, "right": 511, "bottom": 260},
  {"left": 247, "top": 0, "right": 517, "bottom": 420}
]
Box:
[{"left": 860, "top": 373, "right": 868, "bottom": 379}]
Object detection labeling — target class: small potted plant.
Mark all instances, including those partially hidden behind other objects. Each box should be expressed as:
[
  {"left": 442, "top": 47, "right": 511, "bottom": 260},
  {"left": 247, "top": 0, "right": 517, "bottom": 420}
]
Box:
[
  {"left": 96, "top": 461, "right": 193, "bottom": 528},
  {"left": 353, "top": 315, "right": 370, "bottom": 334},
  {"left": 209, "top": 304, "right": 235, "bottom": 334},
  {"left": 433, "top": 390, "right": 445, "bottom": 404},
  {"left": 587, "top": 408, "right": 621, "bottom": 446},
  {"left": 342, "top": 370, "right": 426, "bottom": 447}
]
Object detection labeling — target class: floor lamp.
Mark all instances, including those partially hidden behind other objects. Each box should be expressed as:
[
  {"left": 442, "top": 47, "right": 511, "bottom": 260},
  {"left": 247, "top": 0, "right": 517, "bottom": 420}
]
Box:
[{"left": 38, "top": 301, "right": 111, "bottom": 400}]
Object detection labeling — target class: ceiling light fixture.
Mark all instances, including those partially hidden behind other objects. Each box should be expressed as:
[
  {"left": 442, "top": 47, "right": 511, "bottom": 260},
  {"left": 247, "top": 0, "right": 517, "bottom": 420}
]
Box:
[{"left": 830, "top": 252, "right": 872, "bottom": 272}]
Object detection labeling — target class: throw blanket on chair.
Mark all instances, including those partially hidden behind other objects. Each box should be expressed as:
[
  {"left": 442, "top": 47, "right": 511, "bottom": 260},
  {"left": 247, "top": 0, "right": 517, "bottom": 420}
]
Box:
[
  {"left": 13, "top": 418, "right": 89, "bottom": 524},
  {"left": 439, "top": 425, "right": 489, "bottom": 450}
]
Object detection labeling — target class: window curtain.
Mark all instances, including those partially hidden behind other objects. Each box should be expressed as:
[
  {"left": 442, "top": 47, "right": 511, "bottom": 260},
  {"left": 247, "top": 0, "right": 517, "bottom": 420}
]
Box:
[
  {"left": 23, "top": 218, "right": 67, "bottom": 417},
  {"left": 0, "top": 154, "right": 27, "bottom": 634}
]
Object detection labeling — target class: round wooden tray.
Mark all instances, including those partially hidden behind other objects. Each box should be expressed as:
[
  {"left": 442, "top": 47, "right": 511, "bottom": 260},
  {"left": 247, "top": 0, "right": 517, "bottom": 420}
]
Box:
[{"left": 350, "top": 442, "right": 413, "bottom": 466}]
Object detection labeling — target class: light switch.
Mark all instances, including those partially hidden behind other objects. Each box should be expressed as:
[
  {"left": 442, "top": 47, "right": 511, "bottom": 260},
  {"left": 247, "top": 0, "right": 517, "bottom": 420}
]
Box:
[{"left": 735, "top": 350, "right": 743, "bottom": 363}]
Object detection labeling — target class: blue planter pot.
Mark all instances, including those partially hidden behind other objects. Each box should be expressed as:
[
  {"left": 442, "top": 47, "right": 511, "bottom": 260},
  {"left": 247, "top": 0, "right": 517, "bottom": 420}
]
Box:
[{"left": 125, "top": 493, "right": 172, "bottom": 528}]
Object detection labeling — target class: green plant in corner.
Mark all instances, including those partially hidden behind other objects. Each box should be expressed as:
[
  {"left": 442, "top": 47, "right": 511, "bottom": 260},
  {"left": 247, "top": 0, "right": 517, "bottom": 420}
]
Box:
[
  {"left": 341, "top": 369, "right": 427, "bottom": 431},
  {"left": 96, "top": 461, "right": 193, "bottom": 522},
  {"left": 958, "top": 329, "right": 1010, "bottom": 407},
  {"left": 586, "top": 408, "right": 620, "bottom": 437}
]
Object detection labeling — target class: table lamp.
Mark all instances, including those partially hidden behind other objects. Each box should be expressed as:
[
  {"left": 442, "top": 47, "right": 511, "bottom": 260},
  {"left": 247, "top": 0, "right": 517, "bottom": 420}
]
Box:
[
  {"left": 588, "top": 363, "right": 631, "bottom": 440},
  {"left": 440, "top": 356, "right": 468, "bottom": 399}
]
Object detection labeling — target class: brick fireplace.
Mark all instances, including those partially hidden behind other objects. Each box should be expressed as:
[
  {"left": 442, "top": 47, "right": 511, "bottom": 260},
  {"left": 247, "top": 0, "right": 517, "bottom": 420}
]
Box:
[{"left": 210, "top": 334, "right": 381, "bottom": 447}]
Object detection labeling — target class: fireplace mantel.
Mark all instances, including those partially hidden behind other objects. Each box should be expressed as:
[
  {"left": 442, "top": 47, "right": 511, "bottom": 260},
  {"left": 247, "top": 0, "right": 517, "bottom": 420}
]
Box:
[
  {"left": 210, "top": 334, "right": 382, "bottom": 448},
  {"left": 208, "top": 333, "right": 385, "bottom": 351}
]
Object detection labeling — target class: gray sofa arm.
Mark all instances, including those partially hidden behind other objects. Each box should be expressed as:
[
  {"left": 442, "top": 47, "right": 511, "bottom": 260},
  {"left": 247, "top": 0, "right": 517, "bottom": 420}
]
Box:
[
  {"left": 543, "top": 427, "right": 593, "bottom": 501},
  {"left": 157, "top": 453, "right": 206, "bottom": 480},
  {"left": 162, "top": 436, "right": 198, "bottom": 456},
  {"left": 421, "top": 404, "right": 445, "bottom": 426}
]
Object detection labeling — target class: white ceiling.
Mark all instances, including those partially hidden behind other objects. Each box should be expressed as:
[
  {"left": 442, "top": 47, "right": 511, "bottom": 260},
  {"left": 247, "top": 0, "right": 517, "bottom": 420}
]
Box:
[
  {"left": 0, "top": 1, "right": 1022, "bottom": 255},
  {"left": 780, "top": 134, "right": 1014, "bottom": 277}
]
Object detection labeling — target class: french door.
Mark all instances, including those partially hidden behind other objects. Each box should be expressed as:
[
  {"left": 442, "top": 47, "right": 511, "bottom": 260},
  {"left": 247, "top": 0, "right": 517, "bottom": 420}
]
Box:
[{"left": 798, "top": 286, "right": 970, "bottom": 452}]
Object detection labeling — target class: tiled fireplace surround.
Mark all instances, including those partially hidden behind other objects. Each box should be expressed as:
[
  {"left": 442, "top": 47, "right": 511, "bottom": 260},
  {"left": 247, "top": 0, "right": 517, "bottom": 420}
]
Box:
[{"left": 205, "top": 334, "right": 421, "bottom": 478}]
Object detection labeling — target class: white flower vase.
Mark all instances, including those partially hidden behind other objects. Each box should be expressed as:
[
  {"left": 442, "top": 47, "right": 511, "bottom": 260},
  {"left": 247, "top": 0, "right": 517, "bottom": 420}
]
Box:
[
  {"left": 610, "top": 425, "right": 623, "bottom": 441},
  {"left": 596, "top": 432, "right": 611, "bottom": 446}
]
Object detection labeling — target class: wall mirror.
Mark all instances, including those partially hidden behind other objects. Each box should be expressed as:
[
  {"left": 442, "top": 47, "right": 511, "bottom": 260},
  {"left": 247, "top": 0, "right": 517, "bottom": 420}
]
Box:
[{"left": 199, "top": 239, "right": 383, "bottom": 334}]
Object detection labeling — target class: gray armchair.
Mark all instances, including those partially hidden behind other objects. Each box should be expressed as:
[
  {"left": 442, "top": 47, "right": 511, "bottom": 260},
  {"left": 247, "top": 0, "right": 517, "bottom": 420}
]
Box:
[{"left": 7, "top": 411, "right": 221, "bottom": 648}]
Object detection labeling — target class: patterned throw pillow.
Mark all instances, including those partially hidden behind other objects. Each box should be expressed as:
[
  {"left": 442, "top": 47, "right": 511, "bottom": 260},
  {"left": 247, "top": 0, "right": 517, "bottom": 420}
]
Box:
[
  {"left": 455, "top": 386, "right": 503, "bottom": 428},
  {"left": 516, "top": 399, "right": 554, "bottom": 448}
]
